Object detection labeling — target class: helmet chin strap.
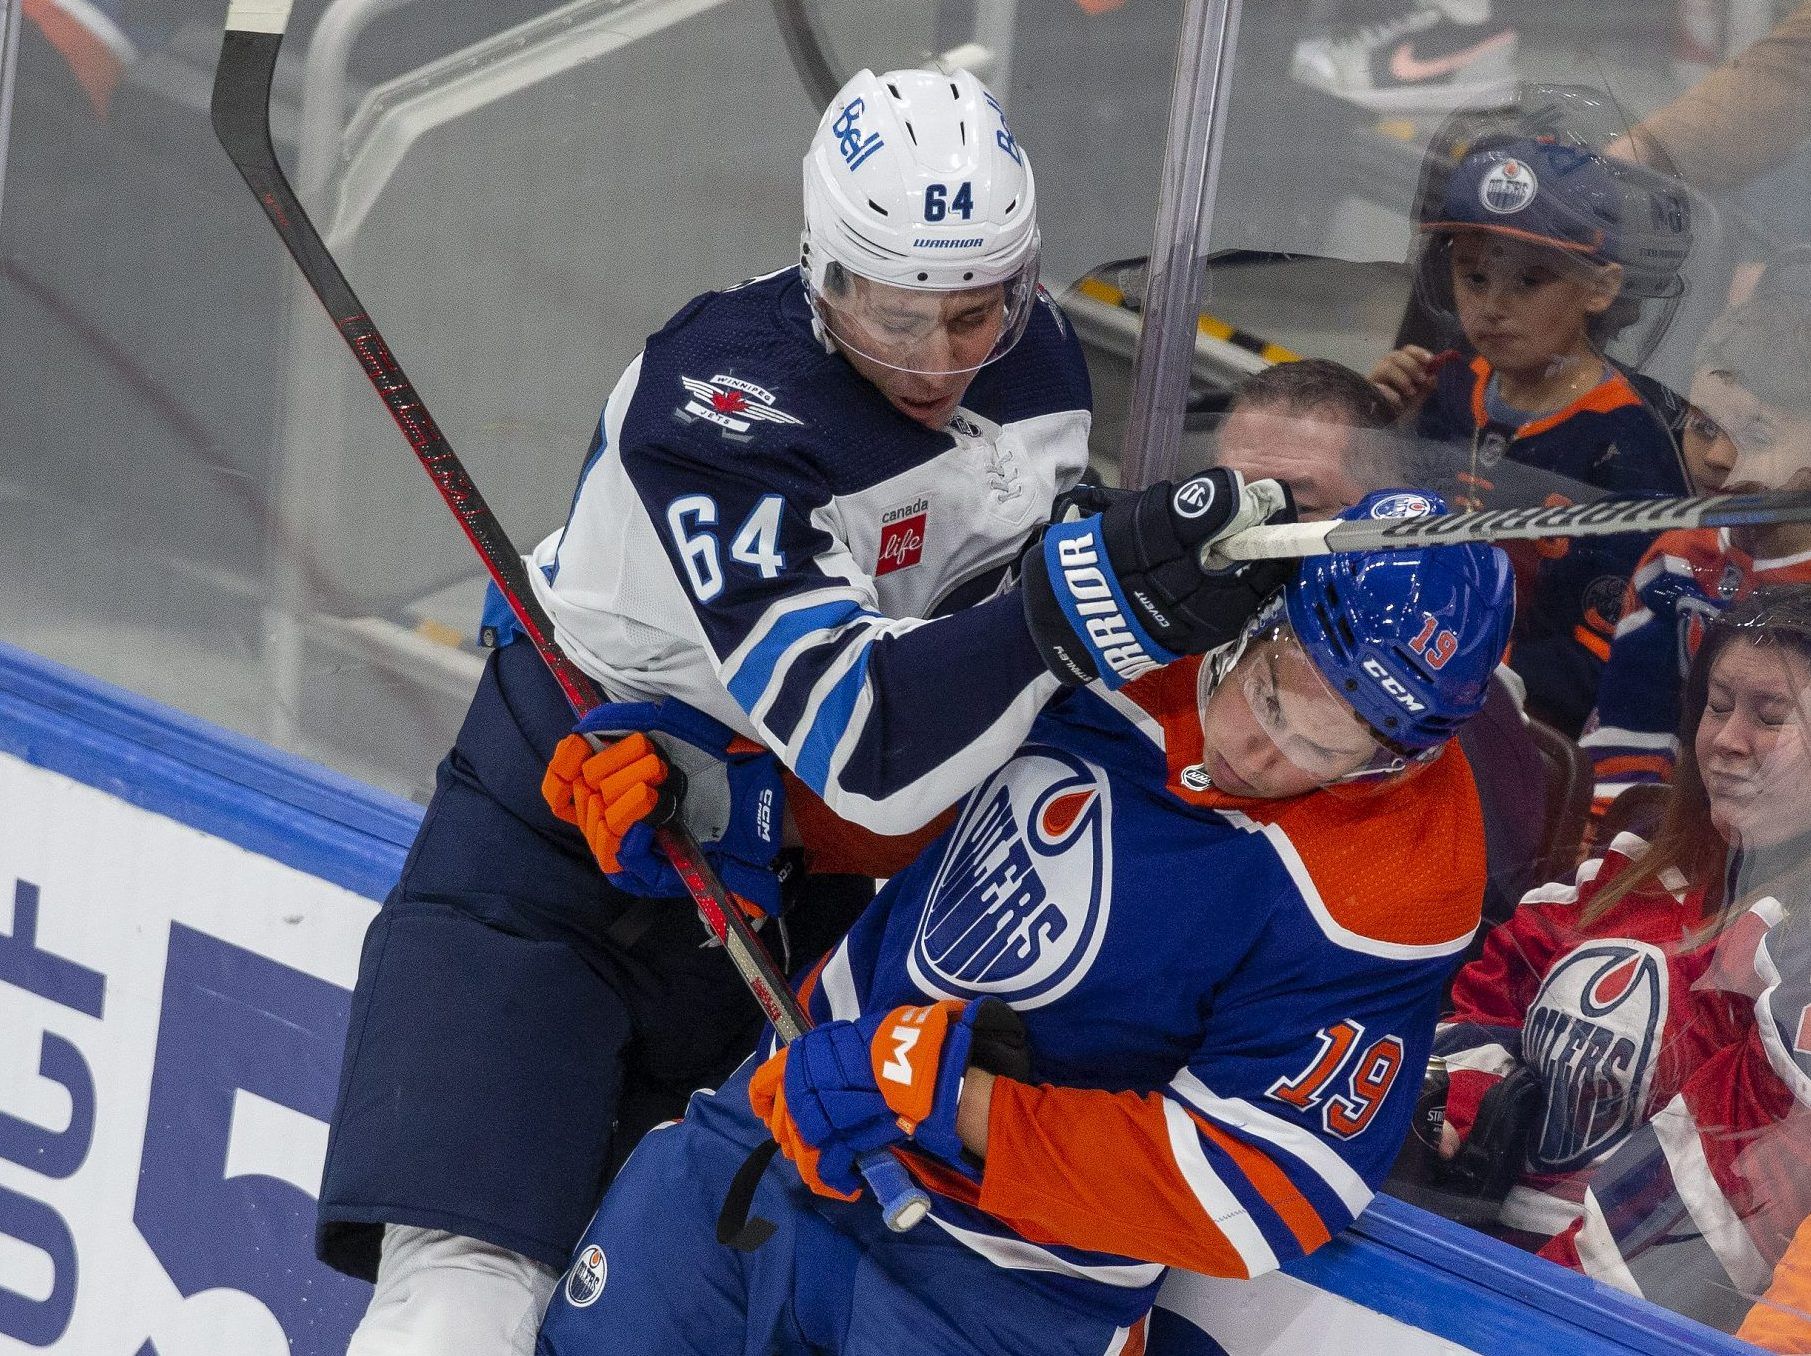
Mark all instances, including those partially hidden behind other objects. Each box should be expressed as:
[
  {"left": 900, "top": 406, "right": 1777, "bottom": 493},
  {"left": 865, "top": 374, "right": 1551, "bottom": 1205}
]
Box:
[
  {"left": 1184, "top": 619, "right": 1266, "bottom": 790},
  {"left": 799, "top": 236, "right": 839, "bottom": 357}
]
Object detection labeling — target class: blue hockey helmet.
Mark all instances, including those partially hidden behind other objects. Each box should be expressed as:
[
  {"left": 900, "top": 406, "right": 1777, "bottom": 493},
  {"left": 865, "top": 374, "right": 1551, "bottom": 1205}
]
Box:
[{"left": 1285, "top": 490, "right": 1515, "bottom": 754}]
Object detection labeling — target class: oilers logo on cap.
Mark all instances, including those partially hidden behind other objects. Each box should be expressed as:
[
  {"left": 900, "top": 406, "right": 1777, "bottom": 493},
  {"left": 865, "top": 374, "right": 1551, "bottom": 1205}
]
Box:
[
  {"left": 909, "top": 748, "right": 1112, "bottom": 1009},
  {"left": 1480, "top": 159, "right": 1538, "bottom": 215}
]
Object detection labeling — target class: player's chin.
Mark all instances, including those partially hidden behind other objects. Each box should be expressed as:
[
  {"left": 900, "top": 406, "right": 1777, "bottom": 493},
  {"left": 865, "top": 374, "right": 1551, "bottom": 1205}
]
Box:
[{"left": 892, "top": 392, "right": 959, "bottom": 428}]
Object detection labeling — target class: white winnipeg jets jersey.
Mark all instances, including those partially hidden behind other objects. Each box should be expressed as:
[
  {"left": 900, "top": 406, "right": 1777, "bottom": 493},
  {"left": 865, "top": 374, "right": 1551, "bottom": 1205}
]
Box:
[{"left": 529, "top": 267, "right": 1093, "bottom": 833}]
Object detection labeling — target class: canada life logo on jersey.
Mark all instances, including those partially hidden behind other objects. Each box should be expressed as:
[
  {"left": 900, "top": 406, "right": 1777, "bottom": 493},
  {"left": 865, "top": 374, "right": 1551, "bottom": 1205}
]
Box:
[
  {"left": 1522, "top": 940, "right": 1667, "bottom": 1172},
  {"left": 877, "top": 497, "right": 929, "bottom": 575},
  {"left": 907, "top": 747, "right": 1112, "bottom": 1009},
  {"left": 676, "top": 374, "right": 804, "bottom": 442}
]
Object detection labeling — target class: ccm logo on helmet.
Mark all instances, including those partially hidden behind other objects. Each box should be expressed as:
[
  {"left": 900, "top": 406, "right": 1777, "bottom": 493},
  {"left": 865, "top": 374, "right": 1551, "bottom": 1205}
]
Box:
[
  {"left": 1361, "top": 658, "right": 1427, "bottom": 713},
  {"left": 1057, "top": 534, "right": 1162, "bottom": 682}
]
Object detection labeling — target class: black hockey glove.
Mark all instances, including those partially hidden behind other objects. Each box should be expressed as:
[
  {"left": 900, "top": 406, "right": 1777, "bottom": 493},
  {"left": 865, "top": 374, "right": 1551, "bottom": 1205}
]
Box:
[
  {"left": 1020, "top": 469, "right": 1295, "bottom": 688},
  {"left": 1440, "top": 1063, "right": 1542, "bottom": 1206}
]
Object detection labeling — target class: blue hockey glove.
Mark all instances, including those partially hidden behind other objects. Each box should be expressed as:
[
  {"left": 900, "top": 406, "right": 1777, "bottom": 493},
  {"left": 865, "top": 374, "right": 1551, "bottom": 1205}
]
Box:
[
  {"left": 542, "top": 698, "right": 788, "bottom": 916},
  {"left": 1019, "top": 469, "right": 1296, "bottom": 688},
  {"left": 747, "top": 997, "right": 1029, "bottom": 1197}
]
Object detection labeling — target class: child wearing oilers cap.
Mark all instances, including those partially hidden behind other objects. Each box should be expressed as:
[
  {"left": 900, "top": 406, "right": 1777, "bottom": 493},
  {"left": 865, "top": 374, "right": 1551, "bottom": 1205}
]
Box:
[{"left": 1371, "top": 122, "right": 1694, "bottom": 737}]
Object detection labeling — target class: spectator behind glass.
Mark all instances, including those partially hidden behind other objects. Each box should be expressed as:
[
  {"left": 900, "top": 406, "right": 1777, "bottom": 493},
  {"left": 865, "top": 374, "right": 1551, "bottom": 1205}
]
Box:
[
  {"left": 1370, "top": 130, "right": 1692, "bottom": 738},
  {"left": 1435, "top": 586, "right": 1811, "bottom": 1272},
  {"left": 1612, "top": 4, "right": 1811, "bottom": 307},
  {"left": 1210, "top": 358, "right": 1397, "bottom": 520},
  {"left": 1583, "top": 276, "right": 1811, "bottom": 823},
  {"left": 1210, "top": 357, "right": 1547, "bottom": 947},
  {"left": 1530, "top": 587, "right": 1811, "bottom": 1336}
]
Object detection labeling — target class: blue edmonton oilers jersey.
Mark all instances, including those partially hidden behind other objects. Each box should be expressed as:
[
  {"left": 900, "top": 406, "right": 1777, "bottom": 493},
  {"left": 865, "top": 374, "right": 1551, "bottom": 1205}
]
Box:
[
  {"left": 786, "top": 671, "right": 1483, "bottom": 1318},
  {"left": 529, "top": 267, "right": 1092, "bottom": 833}
]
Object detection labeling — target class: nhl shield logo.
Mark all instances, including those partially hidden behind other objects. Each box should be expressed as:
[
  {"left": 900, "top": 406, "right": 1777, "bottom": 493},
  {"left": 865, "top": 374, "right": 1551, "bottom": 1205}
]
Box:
[
  {"left": 564, "top": 1244, "right": 607, "bottom": 1308},
  {"left": 908, "top": 748, "right": 1112, "bottom": 1009},
  {"left": 1523, "top": 940, "right": 1666, "bottom": 1172}
]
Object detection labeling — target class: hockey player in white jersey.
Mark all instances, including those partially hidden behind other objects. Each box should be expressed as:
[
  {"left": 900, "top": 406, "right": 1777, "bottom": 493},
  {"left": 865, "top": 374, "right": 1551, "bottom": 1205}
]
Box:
[{"left": 317, "top": 66, "right": 1294, "bottom": 1355}]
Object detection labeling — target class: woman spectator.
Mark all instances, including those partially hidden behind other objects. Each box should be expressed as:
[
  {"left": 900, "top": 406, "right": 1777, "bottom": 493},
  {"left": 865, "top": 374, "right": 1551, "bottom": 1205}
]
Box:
[{"left": 1430, "top": 585, "right": 1811, "bottom": 1263}]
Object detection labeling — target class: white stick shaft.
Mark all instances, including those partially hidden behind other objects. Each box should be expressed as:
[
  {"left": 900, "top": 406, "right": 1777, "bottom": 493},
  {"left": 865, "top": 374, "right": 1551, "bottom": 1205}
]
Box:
[
  {"left": 226, "top": 0, "right": 293, "bottom": 35},
  {"left": 1207, "top": 490, "right": 1811, "bottom": 563}
]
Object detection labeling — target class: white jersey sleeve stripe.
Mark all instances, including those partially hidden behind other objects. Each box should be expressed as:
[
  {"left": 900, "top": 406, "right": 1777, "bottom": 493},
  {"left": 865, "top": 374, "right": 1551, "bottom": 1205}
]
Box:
[
  {"left": 724, "top": 595, "right": 870, "bottom": 716},
  {"left": 1651, "top": 1095, "right": 1772, "bottom": 1292},
  {"left": 818, "top": 940, "right": 861, "bottom": 1022},
  {"left": 1161, "top": 1098, "right": 1278, "bottom": 1278},
  {"left": 1169, "top": 1069, "right": 1375, "bottom": 1217}
]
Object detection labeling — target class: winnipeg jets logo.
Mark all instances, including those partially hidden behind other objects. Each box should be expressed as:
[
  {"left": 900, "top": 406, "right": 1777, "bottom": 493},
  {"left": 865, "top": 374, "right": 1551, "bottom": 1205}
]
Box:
[
  {"left": 1523, "top": 941, "right": 1666, "bottom": 1172},
  {"left": 677, "top": 374, "right": 804, "bottom": 441},
  {"left": 909, "top": 748, "right": 1112, "bottom": 1009}
]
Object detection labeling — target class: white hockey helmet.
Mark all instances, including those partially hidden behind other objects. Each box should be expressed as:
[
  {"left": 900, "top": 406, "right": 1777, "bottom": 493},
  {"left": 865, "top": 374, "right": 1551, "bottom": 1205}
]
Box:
[{"left": 801, "top": 67, "right": 1041, "bottom": 377}]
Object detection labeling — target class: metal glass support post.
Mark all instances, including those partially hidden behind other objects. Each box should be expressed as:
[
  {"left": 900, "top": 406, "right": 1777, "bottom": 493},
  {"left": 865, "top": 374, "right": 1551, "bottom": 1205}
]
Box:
[
  {"left": 263, "top": 0, "right": 427, "bottom": 752},
  {"left": 1118, "top": 0, "right": 1243, "bottom": 490},
  {"left": 0, "top": 0, "right": 23, "bottom": 227}
]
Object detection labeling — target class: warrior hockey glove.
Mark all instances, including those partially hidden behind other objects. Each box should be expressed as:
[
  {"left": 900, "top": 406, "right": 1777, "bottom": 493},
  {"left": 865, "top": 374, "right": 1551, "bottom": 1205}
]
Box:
[
  {"left": 747, "top": 998, "right": 1029, "bottom": 1198},
  {"left": 1019, "top": 469, "right": 1296, "bottom": 688},
  {"left": 542, "top": 698, "right": 788, "bottom": 917}
]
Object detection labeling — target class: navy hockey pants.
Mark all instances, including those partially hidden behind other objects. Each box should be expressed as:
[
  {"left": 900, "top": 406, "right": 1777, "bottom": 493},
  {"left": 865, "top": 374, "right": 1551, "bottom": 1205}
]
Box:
[
  {"left": 536, "top": 1060, "right": 1153, "bottom": 1356},
  {"left": 315, "top": 640, "right": 867, "bottom": 1278}
]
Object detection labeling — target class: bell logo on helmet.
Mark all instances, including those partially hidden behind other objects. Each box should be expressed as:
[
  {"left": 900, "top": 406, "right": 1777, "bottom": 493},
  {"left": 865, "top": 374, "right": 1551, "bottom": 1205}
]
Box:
[
  {"left": 1480, "top": 159, "right": 1537, "bottom": 214},
  {"left": 985, "top": 91, "right": 1023, "bottom": 166},
  {"left": 832, "top": 98, "right": 883, "bottom": 172}
]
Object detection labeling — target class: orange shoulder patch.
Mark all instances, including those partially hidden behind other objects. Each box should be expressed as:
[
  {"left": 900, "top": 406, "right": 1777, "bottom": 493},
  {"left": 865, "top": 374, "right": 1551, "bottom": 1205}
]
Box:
[{"left": 1254, "top": 744, "right": 1486, "bottom": 950}]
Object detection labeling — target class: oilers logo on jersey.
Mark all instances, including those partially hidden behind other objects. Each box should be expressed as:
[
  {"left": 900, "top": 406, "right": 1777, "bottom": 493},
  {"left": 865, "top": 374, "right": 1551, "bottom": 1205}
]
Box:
[
  {"left": 563, "top": 1245, "right": 607, "bottom": 1308},
  {"left": 908, "top": 747, "right": 1112, "bottom": 1009},
  {"left": 1524, "top": 940, "right": 1667, "bottom": 1172}
]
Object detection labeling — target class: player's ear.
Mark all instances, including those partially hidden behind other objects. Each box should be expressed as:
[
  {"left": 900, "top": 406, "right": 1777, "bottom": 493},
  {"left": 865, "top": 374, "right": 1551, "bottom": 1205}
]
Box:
[{"left": 1583, "top": 261, "right": 1624, "bottom": 314}]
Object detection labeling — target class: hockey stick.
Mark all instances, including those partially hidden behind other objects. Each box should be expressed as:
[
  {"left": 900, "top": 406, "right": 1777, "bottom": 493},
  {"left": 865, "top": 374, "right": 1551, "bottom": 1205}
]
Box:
[
  {"left": 210, "top": 0, "right": 928, "bottom": 1234},
  {"left": 1207, "top": 488, "right": 1811, "bottom": 565}
]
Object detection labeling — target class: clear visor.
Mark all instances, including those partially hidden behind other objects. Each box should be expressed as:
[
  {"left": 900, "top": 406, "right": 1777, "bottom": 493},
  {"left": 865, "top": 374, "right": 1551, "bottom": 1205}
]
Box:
[
  {"left": 1410, "top": 227, "right": 1679, "bottom": 372},
  {"left": 811, "top": 258, "right": 1040, "bottom": 378},
  {"left": 1235, "top": 617, "right": 1437, "bottom": 788}
]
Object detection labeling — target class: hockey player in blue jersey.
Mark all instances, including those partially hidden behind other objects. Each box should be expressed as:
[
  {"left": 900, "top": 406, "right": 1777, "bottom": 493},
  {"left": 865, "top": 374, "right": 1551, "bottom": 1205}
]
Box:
[
  {"left": 319, "top": 67, "right": 1293, "bottom": 1355},
  {"left": 536, "top": 492, "right": 1516, "bottom": 1356}
]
